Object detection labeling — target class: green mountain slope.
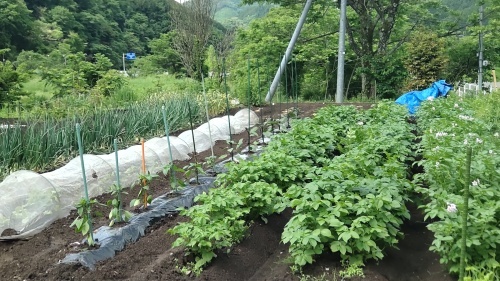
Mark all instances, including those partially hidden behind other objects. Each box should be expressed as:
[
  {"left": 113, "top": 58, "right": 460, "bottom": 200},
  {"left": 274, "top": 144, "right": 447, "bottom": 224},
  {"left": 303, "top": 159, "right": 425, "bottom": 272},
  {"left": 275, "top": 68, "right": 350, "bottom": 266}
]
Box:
[{"left": 214, "top": 0, "right": 273, "bottom": 26}]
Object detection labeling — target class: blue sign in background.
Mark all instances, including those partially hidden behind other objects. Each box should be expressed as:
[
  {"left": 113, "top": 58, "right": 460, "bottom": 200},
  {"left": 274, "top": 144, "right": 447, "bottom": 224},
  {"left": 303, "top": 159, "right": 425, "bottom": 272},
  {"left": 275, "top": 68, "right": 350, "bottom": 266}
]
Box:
[{"left": 125, "top": 53, "right": 136, "bottom": 60}]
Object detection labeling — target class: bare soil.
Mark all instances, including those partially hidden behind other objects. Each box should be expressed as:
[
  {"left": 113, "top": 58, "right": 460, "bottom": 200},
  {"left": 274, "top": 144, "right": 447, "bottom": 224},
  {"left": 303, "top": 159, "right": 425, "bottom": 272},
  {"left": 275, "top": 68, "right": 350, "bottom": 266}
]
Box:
[{"left": 0, "top": 102, "right": 457, "bottom": 281}]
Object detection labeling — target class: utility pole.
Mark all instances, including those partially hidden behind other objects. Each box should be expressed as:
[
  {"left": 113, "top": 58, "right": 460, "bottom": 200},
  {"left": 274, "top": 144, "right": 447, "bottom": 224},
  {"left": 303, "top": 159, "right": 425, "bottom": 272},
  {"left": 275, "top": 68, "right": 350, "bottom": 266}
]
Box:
[
  {"left": 478, "top": 4, "right": 484, "bottom": 93},
  {"left": 335, "top": 0, "right": 347, "bottom": 103}
]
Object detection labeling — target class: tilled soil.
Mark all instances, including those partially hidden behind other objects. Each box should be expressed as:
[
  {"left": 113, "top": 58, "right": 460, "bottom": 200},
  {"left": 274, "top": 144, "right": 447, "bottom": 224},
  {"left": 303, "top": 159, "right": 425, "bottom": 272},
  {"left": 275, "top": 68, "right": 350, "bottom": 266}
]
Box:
[{"left": 0, "top": 102, "right": 456, "bottom": 281}]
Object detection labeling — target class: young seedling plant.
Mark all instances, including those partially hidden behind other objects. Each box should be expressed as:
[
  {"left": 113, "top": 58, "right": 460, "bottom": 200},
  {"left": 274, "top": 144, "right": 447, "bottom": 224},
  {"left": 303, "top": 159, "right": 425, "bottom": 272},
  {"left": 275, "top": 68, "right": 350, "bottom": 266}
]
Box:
[
  {"left": 130, "top": 171, "right": 158, "bottom": 209},
  {"left": 107, "top": 184, "right": 132, "bottom": 226},
  {"left": 70, "top": 198, "right": 98, "bottom": 246},
  {"left": 183, "top": 161, "right": 205, "bottom": 185},
  {"left": 163, "top": 163, "right": 186, "bottom": 192}
]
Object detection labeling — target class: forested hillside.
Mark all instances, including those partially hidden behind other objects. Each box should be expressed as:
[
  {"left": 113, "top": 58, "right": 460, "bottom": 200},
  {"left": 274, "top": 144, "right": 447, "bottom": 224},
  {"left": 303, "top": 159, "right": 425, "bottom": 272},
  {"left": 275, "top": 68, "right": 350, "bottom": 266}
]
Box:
[
  {"left": 0, "top": 0, "right": 499, "bottom": 112},
  {"left": 1, "top": 0, "right": 181, "bottom": 65}
]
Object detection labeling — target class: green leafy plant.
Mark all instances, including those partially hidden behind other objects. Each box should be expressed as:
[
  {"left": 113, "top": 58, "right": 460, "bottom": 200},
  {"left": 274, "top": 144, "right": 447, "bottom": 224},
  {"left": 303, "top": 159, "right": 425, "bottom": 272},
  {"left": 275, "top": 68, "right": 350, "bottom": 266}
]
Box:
[
  {"left": 163, "top": 163, "right": 186, "bottom": 191},
  {"left": 183, "top": 161, "right": 205, "bottom": 183},
  {"left": 414, "top": 93, "right": 500, "bottom": 274},
  {"left": 226, "top": 138, "right": 243, "bottom": 158},
  {"left": 70, "top": 198, "right": 98, "bottom": 246},
  {"left": 130, "top": 171, "right": 158, "bottom": 209},
  {"left": 339, "top": 262, "right": 365, "bottom": 278},
  {"left": 169, "top": 181, "right": 282, "bottom": 273},
  {"left": 106, "top": 184, "right": 132, "bottom": 226}
]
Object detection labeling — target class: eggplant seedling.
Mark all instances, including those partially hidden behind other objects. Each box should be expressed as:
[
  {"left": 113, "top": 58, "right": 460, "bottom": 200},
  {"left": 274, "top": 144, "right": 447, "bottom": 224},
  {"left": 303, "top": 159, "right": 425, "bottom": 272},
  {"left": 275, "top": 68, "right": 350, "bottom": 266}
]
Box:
[{"left": 130, "top": 171, "right": 157, "bottom": 209}]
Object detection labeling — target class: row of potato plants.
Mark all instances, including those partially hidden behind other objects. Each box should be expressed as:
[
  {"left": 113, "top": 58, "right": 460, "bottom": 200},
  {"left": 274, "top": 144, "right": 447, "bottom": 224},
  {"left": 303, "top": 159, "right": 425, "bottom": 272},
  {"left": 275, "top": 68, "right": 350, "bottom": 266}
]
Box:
[
  {"left": 281, "top": 102, "right": 415, "bottom": 267},
  {"left": 169, "top": 102, "right": 415, "bottom": 273},
  {"left": 169, "top": 105, "right": 360, "bottom": 273},
  {"left": 414, "top": 92, "right": 500, "bottom": 278}
]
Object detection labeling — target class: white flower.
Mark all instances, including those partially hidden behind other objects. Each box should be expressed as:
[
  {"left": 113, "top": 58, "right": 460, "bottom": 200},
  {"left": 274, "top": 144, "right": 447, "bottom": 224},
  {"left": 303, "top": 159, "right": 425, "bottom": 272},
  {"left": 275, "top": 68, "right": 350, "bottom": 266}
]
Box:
[
  {"left": 476, "top": 138, "right": 483, "bottom": 144},
  {"left": 452, "top": 123, "right": 457, "bottom": 127},
  {"left": 432, "top": 107, "right": 436, "bottom": 111},
  {"left": 446, "top": 202, "right": 458, "bottom": 213},
  {"left": 495, "top": 132, "right": 499, "bottom": 137},
  {"left": 489, "top": 150, "right": 494, "bottom": 154},
  {"left": 432, "top": 146, "right": 440, "bottom": 152},
  {"left": 435, "top": 161, "right": 440, "bottom": 168},
  {"left": 454, "top": 103, "right": 459, "bottom": 108},
  {"left": 459, "top": 115, "right": 474, "bottom": 121},
  {"left": 435, "top": 132, "right": 448, "bottom": 138},
  {"left": 472, "top": 179, "right": 480, "bottom": 186},
  {"left": 464, "top": 139, "right": 468, "bottom": 145},
  {"left": 357, "top": 121, "right": 364, "bottom": 126}
]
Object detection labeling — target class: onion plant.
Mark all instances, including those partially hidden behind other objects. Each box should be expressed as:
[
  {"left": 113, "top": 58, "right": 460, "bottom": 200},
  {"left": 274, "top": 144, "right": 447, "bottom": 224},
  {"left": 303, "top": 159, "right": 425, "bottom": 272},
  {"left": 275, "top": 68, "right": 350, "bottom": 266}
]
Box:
[{"left": 0, "top": 95, "right": 202, "bottom": 181}]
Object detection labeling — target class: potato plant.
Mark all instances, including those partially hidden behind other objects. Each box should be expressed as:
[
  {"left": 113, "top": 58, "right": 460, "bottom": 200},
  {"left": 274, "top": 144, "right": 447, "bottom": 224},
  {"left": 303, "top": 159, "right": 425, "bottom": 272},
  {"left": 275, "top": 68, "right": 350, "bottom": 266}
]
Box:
[{"left": 414, "top": 93, "right": 500, "bottom": 276}]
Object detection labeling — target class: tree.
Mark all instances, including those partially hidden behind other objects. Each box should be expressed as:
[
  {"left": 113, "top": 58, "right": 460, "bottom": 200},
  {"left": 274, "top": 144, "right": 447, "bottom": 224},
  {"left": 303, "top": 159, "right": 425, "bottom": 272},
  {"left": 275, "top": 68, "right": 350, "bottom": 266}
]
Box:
[
  {"left": 230, "top": 1, "right": 340, "bottom": 103},
  {"left": 169, "top": 0, "right": 215, "bottom": 80},
  {"left": 403, "top": 28, "right": 447, "bottom": 90},
  {"left": 0, "top": 50, "right": 27, "bottom": 108},
  {"left": 206, "top": 27, "right": 236, "bottom": 89},
  {"left": 0, "top": 0, "right": 38, "bottom": 55}
]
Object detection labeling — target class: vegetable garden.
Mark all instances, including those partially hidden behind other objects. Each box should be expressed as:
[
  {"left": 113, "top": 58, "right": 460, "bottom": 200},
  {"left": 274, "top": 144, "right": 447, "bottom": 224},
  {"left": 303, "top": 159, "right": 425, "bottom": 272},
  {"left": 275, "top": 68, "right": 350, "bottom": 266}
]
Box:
[{"left": 0, "top": 91, "right": 498, "bottom": 281}]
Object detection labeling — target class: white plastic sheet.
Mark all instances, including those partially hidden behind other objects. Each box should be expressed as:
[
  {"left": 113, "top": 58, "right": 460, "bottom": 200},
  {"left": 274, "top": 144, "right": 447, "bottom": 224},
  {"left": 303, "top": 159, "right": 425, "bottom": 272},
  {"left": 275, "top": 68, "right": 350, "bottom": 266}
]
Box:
[{"left": 0, "top": 109, "right": 259, "bottom": 239}]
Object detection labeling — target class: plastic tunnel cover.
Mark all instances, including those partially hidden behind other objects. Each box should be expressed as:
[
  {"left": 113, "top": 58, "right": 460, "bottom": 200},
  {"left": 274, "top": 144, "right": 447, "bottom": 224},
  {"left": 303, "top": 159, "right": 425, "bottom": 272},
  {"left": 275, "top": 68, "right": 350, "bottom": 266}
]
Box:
[
  {"left": 144, "top": 137, "right": 186, "bottom": 166},
  {"left": 44, "top": 154, "right": 115, "bottom": 210},
  {"left": 208, "top": 117, "right": 235, "bottom": 137},
  {"left": 126, "top": 144, "right": 163, "bottom": 175},
  {"left": 177, "top": 129, "right": 213, "bottom": 153},
  {"left": 165, "top": 136, "right": 190, "bottom": 161},
  {"left": 0, "top": 170, "right": 62, "bottom": 238},
  {"left": 234, "top": 109, "right": 260, "bottom": 127},
  {"left": 0, "top": 109, "right": 259, "bottom": 239},
  {"left": 196, "top": 122, "right": 226, "bottom": 141}
]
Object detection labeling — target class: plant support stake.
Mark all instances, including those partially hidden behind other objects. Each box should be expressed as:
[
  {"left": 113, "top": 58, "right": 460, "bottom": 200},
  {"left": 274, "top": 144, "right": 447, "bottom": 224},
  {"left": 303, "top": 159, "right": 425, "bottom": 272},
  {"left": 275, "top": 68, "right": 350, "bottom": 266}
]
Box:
[
  {"left": 247, "top": 58, "right": 252, "bottom": 150},
  {"left": 188, "top": 103, "right": 199, "bottom": 184},
  {"left": 459, "top": 147, "right": 472, "bottom": 281},
  {"left": 113, "top": 139, "right": 122, "bottom": 222},
  {"left": 257, "top": 60, "right": 265, "bottom": 144},
  {"left": 161, "top": 105, "right": 176, "bottom": 186},
  {"left": 201, "top": 73, "right": 214, "bottom": 157},
  {"left": 141, "top": 138, "right": 148, "bottom": 208},
  {"left": 223, "top": 58, "right": 234, "bottom": 161},
  {"left": 75, "top": 123, "right": 94, "bottom": 244}
]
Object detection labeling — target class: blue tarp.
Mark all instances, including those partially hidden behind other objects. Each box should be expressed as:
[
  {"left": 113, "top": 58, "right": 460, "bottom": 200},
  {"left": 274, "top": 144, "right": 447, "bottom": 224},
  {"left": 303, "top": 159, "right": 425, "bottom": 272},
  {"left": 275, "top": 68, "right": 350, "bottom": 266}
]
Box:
[{"left": 395, "top": 80, "right": 453, "bottom": 114}]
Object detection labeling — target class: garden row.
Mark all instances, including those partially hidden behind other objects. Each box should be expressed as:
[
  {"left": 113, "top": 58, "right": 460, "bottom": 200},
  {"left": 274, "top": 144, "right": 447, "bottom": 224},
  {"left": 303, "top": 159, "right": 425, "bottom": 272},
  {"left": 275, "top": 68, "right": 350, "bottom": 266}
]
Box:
[
  {"left": 414, "top": 92, "right": 500, "bottom": 279},
  {"left": 0, "top": 92, "right": 227, "bottom": 181},
  {"left": 169, "top": 102, "right": 416, "bottom": 274}
]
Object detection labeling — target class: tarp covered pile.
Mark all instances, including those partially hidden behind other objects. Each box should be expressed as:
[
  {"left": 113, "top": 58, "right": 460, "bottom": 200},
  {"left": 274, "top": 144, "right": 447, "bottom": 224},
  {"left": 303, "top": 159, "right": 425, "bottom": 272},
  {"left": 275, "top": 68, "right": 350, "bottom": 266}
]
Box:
[{"left": 396, "top": 80, "right": 453, "bottom": 114}]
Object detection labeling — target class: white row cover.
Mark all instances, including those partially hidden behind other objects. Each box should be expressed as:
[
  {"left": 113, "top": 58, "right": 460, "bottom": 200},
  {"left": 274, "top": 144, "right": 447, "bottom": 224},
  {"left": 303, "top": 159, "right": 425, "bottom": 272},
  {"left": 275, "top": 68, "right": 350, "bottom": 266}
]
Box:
[{"left": 0, "top": 109, "right": 259, "bottom": 239}]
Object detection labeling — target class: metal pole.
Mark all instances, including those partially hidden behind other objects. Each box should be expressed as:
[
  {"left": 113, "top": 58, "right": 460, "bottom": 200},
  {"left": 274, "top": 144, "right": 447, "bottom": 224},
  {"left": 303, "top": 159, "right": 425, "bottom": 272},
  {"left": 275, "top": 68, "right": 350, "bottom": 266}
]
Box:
[
  {"left": 265, "top": 0, "right": 314, "bottom": 102},
  {"left": 113, "top": 139, "right": 122, "bottom": 222},
  {"left": 122, "top": 53, "right": 126, "bottom": 73},
  {"left": 336, "top": 0, "right": 347, "bottom": 103},
  {"left": 478, "top": 4, "right": 484, "bottom": 93}
]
